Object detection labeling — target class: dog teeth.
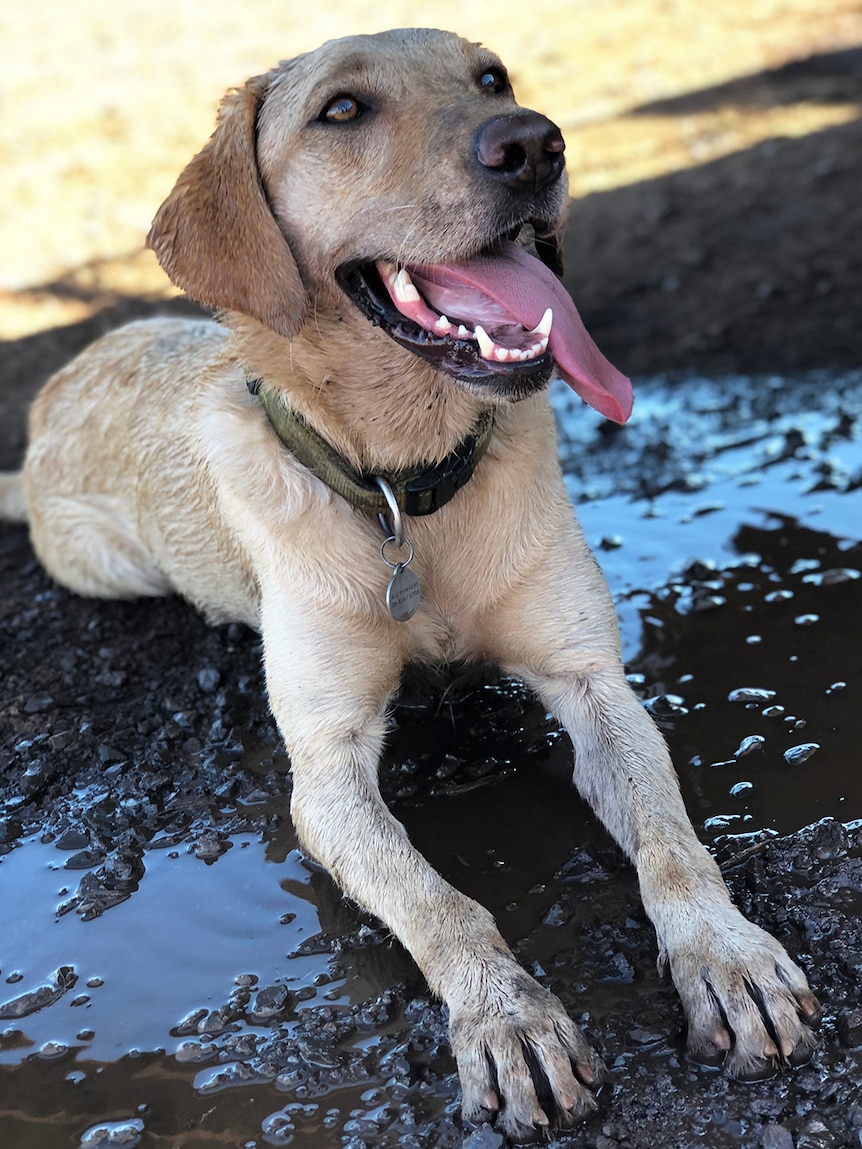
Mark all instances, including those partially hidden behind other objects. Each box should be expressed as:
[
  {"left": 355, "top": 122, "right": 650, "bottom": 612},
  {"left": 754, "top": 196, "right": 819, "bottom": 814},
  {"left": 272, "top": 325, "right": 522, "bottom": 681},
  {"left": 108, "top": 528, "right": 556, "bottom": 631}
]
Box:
[
  {"left": 474, "top": 323, "right": 550, "bottom": 364},
  {"left": 392, "top": 267, "right": 421, "bottom": 304},
  {"left": 531, "top": 307, "right": 553, "bottom": 339},
  {"left": 526, "top": 331, "right": 550, "bottom": 358},
  {"left": 377, "top": 264, "right": 550, "bottom": 363},
  {"left": 474, "top": 325, "right": 495, "bottom": 360}
]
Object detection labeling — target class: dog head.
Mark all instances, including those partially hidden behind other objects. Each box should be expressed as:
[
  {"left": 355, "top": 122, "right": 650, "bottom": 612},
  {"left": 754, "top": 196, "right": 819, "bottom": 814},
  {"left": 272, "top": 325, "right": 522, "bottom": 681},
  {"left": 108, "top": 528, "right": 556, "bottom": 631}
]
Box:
[{"left": 148, "top": 29, "right": 631, "bottom": 421}]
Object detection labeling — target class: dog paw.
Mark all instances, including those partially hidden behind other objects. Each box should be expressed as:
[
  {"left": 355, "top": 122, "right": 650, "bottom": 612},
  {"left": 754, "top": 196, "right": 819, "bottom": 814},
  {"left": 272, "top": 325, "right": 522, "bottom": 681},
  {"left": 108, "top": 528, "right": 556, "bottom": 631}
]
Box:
[
  {"left": 449, "top": 969, "right": 605, "bottom": 1140},
  {"left": 665, "top": 911, "right": 820, "bottom": 1079}
]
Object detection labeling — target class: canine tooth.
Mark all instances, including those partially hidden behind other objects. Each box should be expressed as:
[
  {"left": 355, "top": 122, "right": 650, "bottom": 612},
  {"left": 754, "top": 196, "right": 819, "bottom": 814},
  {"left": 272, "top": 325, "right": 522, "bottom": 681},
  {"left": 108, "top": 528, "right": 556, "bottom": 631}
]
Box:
[
  {"left": 393, "top": 268, "right": 421, "bottom": 303},
  {"left": 474, "top": 325, "right": 496, "bottom": 360},
  {"left": 531, "top": 307, "right": 553, "bottom": 339}
]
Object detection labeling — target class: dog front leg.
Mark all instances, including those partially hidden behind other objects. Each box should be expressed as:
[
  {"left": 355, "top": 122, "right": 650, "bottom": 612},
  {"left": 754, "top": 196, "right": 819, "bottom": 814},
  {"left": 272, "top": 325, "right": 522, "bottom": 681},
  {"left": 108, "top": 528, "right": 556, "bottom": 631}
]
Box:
[
  {"left": 485, "top": 539, "right": 820, "bottom": 1079},
  {"left": 262, "top": 597, "right": 603, "bottom": 1139}
]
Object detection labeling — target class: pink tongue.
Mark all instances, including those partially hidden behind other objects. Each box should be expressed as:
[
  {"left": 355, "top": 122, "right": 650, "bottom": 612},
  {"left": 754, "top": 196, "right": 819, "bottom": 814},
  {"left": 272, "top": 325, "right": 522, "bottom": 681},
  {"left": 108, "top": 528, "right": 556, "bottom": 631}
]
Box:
[{"left": 415, "top": 240, "right": 633, "bottom": 424}]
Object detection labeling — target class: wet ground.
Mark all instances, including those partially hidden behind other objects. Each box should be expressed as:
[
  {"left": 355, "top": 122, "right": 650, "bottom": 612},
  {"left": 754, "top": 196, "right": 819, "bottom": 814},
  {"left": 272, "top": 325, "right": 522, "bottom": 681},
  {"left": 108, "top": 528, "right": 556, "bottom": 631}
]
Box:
[{"left": 2, "top": 368, "right": 861, "bottom": 1149}]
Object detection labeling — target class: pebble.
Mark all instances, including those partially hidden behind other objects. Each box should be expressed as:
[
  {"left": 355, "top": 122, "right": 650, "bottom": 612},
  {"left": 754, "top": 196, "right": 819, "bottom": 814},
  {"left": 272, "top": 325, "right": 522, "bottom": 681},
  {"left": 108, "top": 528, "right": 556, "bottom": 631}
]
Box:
[
  {"left": 643, "top": 693, "right": 688, "bottom": 716},
  {"left": 197, "top": 667, "right": 221, "bottom": 692},
  {"left": 761, "top": 1126, "right": 794, "bottom": 1149},
  {"left": 837, "top": 1007, "right": 862, "bottom": 1048},
  {"left": 810, "top": 819, "right": 850, "bottom": 859},
  {"left": 79, "top": 1118, "right": 144, "bottom": 1147},
  {"left": 801, "top": 567, "right": 860, "bottom": 586},
  {"left": 251, "top": 985, "right": 290, "bottom": 1020},
  {"left": 3, "top": 392, "right": 861, "bottom": 1149},
  {"left": 260, "top": 1110, "right": 295, "bottom": 1143},
  {"left": 197, "top": 1061, "right": 256, "bottom": 1092},
  {"left": 174, "top": 1041, "right": 216, "bottom": 1064},
  {"left": 784, "top": 743, "right": 820, "bottom": 765},
  {"left": 193, "top": 832, "right": 224, "bottom": 861},
  {"left": 735, "top": 735, "right": 766, "bottom": 758},
  {"left": 0, "top": 967, "right": 77, "bottom": 1019},
  {"left": 65, "top": 849, "right": 106, "bottom": 870},
  {"left": 97, "top": 744, "right": 125, "bottom": 765},
  {"left": 627, "top": 1026, "right": 665, "bottom": 1047},
  {"left": 797, "top": 1117, "right": 838, "bottom": 1148},
  {"left": 729, "top": 687, "right": 776, "bottom": 703},
  {"left": 462, "top": 1127, "right": 505, "bottom": 1149},
  {"left": 0, "top": 818, "right": 23, "bottom": 844},
  {"left": 542, "top": 901, "right": 570, "bottom": 928},
  {"left": 24, "top": 693, "right": 54, "bottom": 713},
  {"left": 55, "top": 828, "right": 90, "bottom": 851},
  {"left": 602, "top": 952, "right": 635, "bottom": 982}
]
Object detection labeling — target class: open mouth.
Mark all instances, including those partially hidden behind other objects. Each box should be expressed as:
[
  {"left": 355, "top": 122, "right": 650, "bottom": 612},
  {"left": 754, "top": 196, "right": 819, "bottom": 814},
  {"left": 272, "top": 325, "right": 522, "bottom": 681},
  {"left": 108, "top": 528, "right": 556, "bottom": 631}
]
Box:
[{"left": 336, "top": 229, "right": 634, "bottom": 422}]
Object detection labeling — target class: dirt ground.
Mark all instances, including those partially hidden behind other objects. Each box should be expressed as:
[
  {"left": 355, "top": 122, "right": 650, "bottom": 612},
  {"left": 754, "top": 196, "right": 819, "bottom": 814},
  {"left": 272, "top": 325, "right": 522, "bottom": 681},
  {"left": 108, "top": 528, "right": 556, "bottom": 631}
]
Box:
[{"left": 2, "top": 3, "right": 862, "bottom": 1148}]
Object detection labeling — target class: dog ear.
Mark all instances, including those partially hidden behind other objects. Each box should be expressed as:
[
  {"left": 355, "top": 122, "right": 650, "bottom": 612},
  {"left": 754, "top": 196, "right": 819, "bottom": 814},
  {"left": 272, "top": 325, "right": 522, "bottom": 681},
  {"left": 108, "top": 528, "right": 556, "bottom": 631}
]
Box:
[{"left": 147, "top": 72, "right": 307, "bottom": 338}]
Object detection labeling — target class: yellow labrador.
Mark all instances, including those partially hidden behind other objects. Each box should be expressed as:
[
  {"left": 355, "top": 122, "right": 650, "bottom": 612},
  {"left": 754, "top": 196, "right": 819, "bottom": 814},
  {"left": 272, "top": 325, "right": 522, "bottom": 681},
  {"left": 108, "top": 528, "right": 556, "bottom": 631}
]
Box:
[{"left": 0, "top": 28, "right": 818, "bottom": 1140}]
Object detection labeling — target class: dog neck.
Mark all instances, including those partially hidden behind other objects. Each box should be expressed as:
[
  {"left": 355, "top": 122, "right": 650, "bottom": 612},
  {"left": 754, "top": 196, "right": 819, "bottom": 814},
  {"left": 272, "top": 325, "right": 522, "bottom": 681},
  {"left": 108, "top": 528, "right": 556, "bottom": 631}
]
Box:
[
  {"left": 225, "top": 313, "right": 490, "bottom": 474},
  {"left": 249, "top": 376, "right": 495, "bottom": 517}
]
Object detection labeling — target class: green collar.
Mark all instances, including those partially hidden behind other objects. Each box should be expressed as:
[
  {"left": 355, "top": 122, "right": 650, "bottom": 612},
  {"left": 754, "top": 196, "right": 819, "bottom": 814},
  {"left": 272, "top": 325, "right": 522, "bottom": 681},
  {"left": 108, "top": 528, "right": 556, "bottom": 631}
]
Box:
[{"left": 248, "top": 378, "right": 494, "bottom": 517}]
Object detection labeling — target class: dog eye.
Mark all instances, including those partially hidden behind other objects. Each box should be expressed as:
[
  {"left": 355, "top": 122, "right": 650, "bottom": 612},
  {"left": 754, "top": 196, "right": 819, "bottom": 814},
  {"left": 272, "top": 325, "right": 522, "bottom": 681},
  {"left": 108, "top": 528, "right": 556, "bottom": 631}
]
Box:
[
  {"left": 478, "top": 67, "right": 508, "bottom": 94},
  {"left": 321, "top": 94, "right": 365, "bottom": 123}
]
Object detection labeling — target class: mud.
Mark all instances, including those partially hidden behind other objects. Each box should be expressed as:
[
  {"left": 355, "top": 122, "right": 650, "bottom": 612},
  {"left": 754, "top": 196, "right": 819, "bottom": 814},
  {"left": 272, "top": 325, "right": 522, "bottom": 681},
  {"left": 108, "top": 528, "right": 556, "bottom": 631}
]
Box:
[{"left": 2, "top": 367, "right": 861, "bottom": 1148}]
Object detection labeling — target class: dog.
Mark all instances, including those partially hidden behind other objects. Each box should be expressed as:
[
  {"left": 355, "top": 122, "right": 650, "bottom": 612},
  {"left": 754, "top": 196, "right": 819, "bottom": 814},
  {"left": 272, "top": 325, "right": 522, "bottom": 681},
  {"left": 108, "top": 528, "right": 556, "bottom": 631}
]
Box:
[{"left": 0, "top": 28, "right": 818, "bottom": 1140}]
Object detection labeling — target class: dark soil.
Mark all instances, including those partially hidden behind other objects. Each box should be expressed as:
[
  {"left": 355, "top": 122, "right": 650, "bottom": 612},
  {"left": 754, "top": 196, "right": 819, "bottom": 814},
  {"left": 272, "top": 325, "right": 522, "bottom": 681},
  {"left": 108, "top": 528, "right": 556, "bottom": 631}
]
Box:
[
  {"left": 1, "top": 45, "right": 862, "bottom": 1149},
  {"left": 566, "top": 48, "right": 862, "bottom": 378}
]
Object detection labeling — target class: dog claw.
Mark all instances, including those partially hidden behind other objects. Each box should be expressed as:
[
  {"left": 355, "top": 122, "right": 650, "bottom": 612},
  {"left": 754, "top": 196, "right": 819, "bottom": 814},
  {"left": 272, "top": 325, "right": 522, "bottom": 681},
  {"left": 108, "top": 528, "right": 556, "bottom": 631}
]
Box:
[
  {"left": 451, "top": 972, "right": 603, "bottom": 1139},
  {"left": 576, "top": 1059, "right": 597, "bottom": 1085},
  {"left": 800, "top": 994, "right": 821, "bottom": 1021},
  {"left": 712, "top": 1027, "right": 731, "bottom": 1051},
  {"left": 670, "top": 914, "right": 819, "bottom": 1080}
]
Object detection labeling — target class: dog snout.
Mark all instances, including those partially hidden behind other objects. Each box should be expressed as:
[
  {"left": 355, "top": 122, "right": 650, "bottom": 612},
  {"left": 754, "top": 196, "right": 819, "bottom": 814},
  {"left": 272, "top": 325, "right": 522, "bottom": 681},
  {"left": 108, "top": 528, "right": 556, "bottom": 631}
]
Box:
[{"left": 473, "top": 111, "right": 565, "bottom": 192}]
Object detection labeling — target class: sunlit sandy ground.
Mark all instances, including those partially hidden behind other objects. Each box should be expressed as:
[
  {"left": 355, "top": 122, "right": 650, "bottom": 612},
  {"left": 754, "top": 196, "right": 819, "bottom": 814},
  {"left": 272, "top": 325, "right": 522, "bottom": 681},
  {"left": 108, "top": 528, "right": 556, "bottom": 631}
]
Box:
[{"left": 2, "top": 0, "right": 860, "bottom": 337}]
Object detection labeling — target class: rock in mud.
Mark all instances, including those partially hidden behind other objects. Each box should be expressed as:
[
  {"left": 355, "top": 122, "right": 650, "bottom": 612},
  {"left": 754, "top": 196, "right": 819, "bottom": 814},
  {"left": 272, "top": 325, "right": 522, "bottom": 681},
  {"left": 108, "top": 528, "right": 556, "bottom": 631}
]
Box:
[{"left": 0, "top": 966, "right": 77, "bottom": 1019}]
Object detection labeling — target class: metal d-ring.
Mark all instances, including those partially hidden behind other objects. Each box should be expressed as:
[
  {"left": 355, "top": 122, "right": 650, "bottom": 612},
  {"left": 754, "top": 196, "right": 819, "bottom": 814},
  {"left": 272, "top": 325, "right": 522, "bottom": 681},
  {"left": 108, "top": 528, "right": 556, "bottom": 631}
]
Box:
[
  {"left": 374, "top": 476, "right": 405, "bottom": 550},
  {"left": 380, "top": 535, "right": 415, "bottom": 570}
]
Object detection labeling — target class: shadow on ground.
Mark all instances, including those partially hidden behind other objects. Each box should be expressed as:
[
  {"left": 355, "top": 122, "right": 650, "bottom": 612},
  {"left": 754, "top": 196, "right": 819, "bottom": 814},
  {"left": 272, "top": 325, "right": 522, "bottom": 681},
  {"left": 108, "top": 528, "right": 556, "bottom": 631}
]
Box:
[{"left": 566, "top": 48, "right": 862, "bottom": 377}]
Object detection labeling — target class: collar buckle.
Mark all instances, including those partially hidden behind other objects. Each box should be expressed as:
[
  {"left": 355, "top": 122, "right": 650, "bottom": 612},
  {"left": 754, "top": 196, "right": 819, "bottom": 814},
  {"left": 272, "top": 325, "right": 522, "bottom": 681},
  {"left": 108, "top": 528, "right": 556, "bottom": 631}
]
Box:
[{"left": 401, "top": 428, "right": 483, "bottom": 516}]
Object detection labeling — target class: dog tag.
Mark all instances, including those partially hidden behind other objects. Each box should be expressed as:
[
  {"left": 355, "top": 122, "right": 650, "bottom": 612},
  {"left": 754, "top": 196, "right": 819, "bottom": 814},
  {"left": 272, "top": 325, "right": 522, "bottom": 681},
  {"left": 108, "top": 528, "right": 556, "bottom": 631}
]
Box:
[{"left": 386, "top": 562, "right": 421, "bottom": 622}]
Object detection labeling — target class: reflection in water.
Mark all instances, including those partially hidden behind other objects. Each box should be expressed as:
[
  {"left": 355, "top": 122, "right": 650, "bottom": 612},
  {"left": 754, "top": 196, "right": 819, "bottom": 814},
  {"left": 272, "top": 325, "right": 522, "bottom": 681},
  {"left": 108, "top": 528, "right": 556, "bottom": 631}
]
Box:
[{"left": 627, "top": 519, "right": 859, "bottom": 838}]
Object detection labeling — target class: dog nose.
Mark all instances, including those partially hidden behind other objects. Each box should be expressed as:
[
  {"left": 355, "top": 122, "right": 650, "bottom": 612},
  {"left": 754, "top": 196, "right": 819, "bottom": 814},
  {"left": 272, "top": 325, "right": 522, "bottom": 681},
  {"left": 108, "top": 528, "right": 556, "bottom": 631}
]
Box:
[{"left": 474, "top": 112, "right": 565, "bottom": 191}]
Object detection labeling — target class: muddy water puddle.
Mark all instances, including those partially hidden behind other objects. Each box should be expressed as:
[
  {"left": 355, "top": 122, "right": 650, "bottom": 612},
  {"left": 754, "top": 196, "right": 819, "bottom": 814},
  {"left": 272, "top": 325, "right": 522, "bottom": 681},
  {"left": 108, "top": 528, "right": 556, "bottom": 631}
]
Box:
[{"left": 1, "top": 372, "right": 861, "bottom": 1148}]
